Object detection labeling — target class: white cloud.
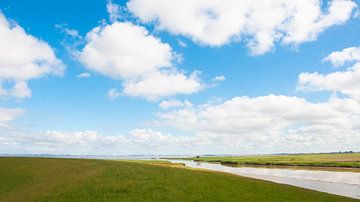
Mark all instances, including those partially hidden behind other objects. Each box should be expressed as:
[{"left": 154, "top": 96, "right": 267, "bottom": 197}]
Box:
[
  {"left": 1, "top": 95, "right": 359, "bottom": 154},
  {"left": 122, "top": 71, "right": 202, "bottom": 100},
  {"left": 354, "top": 8, "right": 360, "bottom": 18},
  {"left": 0, "top": 128, "right": 203, "bottom": 154},
  {"left": 127, "top": 0, "right": 357, "bottom": 55},
  {"left": 0, "top": 81, "right": 32, "bottom": 98},
  {"left": 77, "top": 72, "right": 91, "bottom": 78},
  {"left": 323, "top": 47, "right": 360, "bottom": 67},
  {"left": 0, "top": 13, "right": 64, "bottom": 98},
  {"left": 0, "top": 108, "right": 24, "bottom": 128},
  {"left": 159, "top": 99, "right": 192, "bottom": 109},
  {"left": 298, "top": 64, "right": 360, "bottom": 101},
  {"left": 55, "top": 24, "right": 83, "bottom": 56},
  {"left": 78, "top": 22, "right": 203, "bottom": 100},
  {"left": 107, "top": 0, "right": 121, "bottom": 23},
  {"left": 9, "top": 81, "right": 32, "bottom": 98},
  {"left": 107, "top": 88, "right": 122, "bottom": 100},
  {"left": 79, "top": 22, "right": 173, "bottom": 79},
  {"left": 129, "top": 129, "right": 192, "bottom": 147},
  {"left": 156, "top": 94, "right": 360, "bottom": 153},
  {"left": 55, "top": 24, "right": 81, "bottom": 39},
  {"left": 211, "top": 75, "right": 226, "bottom": 82},
  {"left": 177, "top": 39, "right": 187, "bottom": 48},
  {"left": 0, "top": 130, "right": 128, "bottom": 154},
  {"left": 298, "top": 47, "right": 360, "bottom": 102}
]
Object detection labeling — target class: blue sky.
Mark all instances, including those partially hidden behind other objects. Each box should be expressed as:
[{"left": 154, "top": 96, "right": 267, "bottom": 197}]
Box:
[{"left": 0, "top": 0, "right": 360, "bottom": 154}]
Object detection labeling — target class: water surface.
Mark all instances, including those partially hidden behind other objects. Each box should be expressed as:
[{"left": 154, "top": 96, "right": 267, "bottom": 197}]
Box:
[{"left": 170, "top": 160, "right": 360, "bottom": 199}]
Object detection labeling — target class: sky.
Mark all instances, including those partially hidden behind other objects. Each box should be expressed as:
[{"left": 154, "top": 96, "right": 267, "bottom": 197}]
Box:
[{"left": 0, "top": 0, "right": 360, "bottom": 155}]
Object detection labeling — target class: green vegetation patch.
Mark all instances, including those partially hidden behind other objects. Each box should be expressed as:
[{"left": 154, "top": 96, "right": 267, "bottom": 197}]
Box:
[
  {"left": 185, "top": 152, "right": 360, "bottom": 168},
  {"left": 0, "top": 157, "right": 357, "bottom": 202}
]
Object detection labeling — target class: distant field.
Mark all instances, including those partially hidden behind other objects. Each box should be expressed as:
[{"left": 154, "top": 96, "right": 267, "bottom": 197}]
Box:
[
  {"left": 0, "top": 158, "right": 357, "bottom": 202},
  {"left": 183, "top": 152, "right": 360, "bottom": 168}
]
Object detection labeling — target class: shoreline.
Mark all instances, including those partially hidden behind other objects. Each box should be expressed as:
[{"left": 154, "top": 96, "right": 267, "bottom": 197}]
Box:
[{"left": 170, "top": 159, "right": 360, "bottom": 199}]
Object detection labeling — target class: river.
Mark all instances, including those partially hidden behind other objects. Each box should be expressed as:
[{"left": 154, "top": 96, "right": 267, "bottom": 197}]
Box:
[{"left": 170, "top": 160, "right": 360, "bottom": 199}]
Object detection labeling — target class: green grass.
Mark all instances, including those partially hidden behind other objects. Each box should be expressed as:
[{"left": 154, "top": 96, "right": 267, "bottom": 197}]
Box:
[
  {"left": 183, "top": 152, "right": 360, "bottom": 168},
  {"left": 0, "top": 157, "right": 357, "bottom": 202}
]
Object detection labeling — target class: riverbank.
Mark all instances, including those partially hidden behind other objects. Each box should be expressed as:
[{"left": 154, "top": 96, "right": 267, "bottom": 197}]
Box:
[
  {"left": 170, "top": 159, "right": 360, "bottom": 199},
  {"left": 180, "top": 152, "right": 360, "bottom": 168},
  {"left": 0, "top": 157, "right": 357, "bottom": 201}
]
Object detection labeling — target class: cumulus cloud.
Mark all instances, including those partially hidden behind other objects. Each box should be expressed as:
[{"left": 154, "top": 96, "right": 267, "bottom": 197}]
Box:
[
  {"left": 323, "top": 46, "right": 360, "bottom": 67},
  {"left": 0, "top": 130, "right": 128, "bottom": 154},
  {"left": 55, "top": 24, "right": 82, "bottom": 39},
  {"left": 159, "top": 99, "right": 192, "bottom": 109},
  {"left": 0, "top": 108, "right": 24, "bottom": 128},
  {"left": 127, "top": 0, "right": 357, "bottom": 55},
  {"left": 156, "top": 94, "right": 360, "bottom": 153},
  {"left": 107, "top": 0, "right": 122, "bottom": 23},
  {"left": 77, "top": 72, "right": 91, "bottom": 78},
  {"left": 0, "top": 128, "right": 205, "bottom": 154},
  {"left": 78, "top": 21, "right": 203, "bottom": 100},
  {"left": 298, "top": 47, "right": 360, "bottom": 101},
  {"left": 107, "top": 88, "right": 122, "bottom": 100},
  {"left": 0, "top": 13, "right": 64, "bottom": 98},
  {"left": 177, "top": 39, "right": 187, "bottom": 48},
  {"left": 79, "top": 22, "right": 172, "bottom": 79},
  {"left": 1, "top": 95, "right": 359, "bottom": 154},
  {"left": 122, "top": 71, "right": 202, "bottom": 100},
  {"left": 211, "top": 75, "right": 226, "bottom": 82}
]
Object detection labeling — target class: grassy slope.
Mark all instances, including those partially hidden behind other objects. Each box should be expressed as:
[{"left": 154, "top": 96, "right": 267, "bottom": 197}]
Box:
[
  {"left": 184, "top": 153, "right": 360, "bottom": 168},
  {"left": 0, "top": 158, "right": 357, "bottom": 202}
]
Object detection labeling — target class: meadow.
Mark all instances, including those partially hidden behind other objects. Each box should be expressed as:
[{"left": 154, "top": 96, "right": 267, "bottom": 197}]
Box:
[
  {"left": 183, "top": 152, "right": 360, "bottom": 168},
  {"left": 0, "top": 157, "right": 357, "bottom": 202}
]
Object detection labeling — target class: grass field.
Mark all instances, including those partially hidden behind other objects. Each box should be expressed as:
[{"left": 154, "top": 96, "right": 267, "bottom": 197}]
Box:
[
  {"left": 0, "top": 157, "right": 357, "bottom": 202},
  {"left": 183, "top": 152, "right": 360, "bottom": 168}
]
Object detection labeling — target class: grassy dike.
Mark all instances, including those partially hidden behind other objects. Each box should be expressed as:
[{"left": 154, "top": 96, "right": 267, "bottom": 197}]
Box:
[
  {"left": 183, "top": 152, "right": 360, "bottom": 168},
  {"left": 0, "top": 157, "right": 357, "bottom": 202}
]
